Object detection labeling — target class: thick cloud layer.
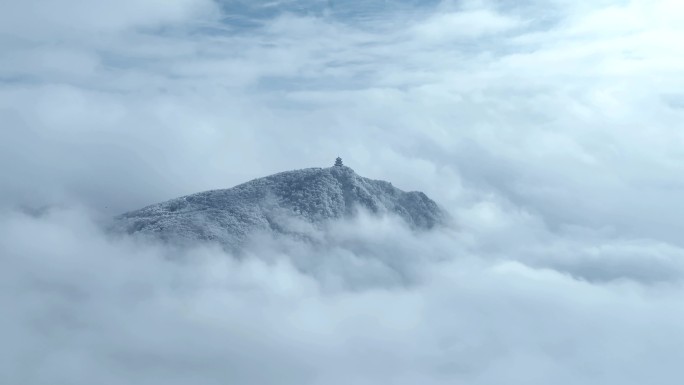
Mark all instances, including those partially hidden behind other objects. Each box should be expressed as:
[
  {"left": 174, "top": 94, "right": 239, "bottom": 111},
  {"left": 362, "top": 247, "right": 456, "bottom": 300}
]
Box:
[
  {"left": 3, "top": 207, "right": 684, "bottom": 385},
  {"left": 2, "top": 0, "right": 684, "bottom": 383}
]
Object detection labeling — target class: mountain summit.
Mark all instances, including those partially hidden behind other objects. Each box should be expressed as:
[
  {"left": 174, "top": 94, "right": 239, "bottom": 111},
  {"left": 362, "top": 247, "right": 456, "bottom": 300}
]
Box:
[{"left": 113, "top": 164, "right": 447, "bottom": 249}]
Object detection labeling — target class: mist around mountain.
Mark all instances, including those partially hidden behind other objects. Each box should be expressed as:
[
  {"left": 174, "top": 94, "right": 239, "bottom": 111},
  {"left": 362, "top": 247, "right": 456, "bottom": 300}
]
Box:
[
  {"left": 4, "top": 0, "right": 684, "bottom": 383},
  {"left": 113, "top": 163, "right": 448, "bottom": 251}
]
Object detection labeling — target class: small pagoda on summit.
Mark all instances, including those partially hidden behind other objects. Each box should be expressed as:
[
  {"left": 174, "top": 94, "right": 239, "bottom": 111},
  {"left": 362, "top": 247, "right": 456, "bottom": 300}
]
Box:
[{"left": 334, "top": 157, "right": 343, "bottom": 167}]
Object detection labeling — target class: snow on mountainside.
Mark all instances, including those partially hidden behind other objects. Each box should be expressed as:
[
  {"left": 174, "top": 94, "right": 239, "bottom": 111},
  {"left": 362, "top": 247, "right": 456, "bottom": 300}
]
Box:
[{"left": 112, "top": 164, "right": 447, "bottom": 249}]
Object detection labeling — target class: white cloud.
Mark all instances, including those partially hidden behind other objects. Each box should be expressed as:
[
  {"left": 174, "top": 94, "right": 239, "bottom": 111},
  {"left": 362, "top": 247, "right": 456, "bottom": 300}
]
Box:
[
  {"left": 0, "top": 0, "right": 218, "bottom": 39},
  {"left": 3, "top": 207, "right": 684, "bottom": 384},
  {"left": 412, "top": 9, "right": 523, "bottom": 41},
  {"left": 2, "top": 0, "right": 684, "bottom": 382}
]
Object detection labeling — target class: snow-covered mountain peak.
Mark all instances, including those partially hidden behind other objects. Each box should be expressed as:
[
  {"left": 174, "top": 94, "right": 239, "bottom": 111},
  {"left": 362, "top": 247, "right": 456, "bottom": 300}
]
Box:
[{"left": 112, "top": 165, "right": 447, "bottom": 249}]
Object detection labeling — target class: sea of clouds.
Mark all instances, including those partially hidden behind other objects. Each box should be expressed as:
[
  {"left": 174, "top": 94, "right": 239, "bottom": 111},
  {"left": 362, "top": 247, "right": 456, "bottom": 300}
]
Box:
[{"left": 2, "top": 0, "right": 684, "bottom": 383}]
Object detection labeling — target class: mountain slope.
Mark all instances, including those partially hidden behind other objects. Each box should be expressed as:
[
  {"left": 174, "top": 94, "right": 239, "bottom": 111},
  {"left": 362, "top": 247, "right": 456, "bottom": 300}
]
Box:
[{"left": 113, "top": 165, "right": 447, "bottom": 249}]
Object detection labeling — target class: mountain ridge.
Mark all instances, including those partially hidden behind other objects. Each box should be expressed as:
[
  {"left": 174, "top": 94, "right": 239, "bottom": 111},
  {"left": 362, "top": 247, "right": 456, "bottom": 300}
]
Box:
[{"left": 112, "top": 165, "right": 447, "bottom": 249}]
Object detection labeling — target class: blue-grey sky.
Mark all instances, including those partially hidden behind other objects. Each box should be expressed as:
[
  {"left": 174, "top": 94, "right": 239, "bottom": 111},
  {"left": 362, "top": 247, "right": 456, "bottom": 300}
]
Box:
[{"left": 2, "top": 0, "right": 684, "bottom": 384}]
